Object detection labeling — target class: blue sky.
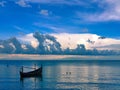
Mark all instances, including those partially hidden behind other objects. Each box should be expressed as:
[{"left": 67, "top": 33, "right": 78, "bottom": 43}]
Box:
[{"left": 0, "top": 0, "right": 120, "bottom": 39}]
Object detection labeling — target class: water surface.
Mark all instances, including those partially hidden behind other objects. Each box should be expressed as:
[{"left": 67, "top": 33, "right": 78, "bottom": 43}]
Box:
[{"left": 0, "top": 60, "right": 120, "bottom": 90}]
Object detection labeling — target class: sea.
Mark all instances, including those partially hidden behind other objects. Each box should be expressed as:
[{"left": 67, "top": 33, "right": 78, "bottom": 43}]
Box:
[{"left": 0, "top": 59, "right": 120, "bottom": 90}]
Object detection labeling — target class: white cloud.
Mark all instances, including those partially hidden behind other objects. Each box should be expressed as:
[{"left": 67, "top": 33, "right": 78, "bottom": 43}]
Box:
[
  {"left": 52, "top": 33, "right": 120, "bottom": 50},
  {"left": 0, "top": 1, "right": 6, "bottom": 7},
  {"left": 92, "top": 38, "right": 120, "bottom": 50},
  {"left": 52, "top": 33, "right": 99, "bottom": 49},
  {"left": 9, "top": 43, "right": 16, "bottom": 51},
  {"left": 16, "top": 0, "right": 31, "bottom": 7},
  {"left": 18, "top": 33, "right": 120, "bottom": 51},
  {"left": 21, "top": 44, "right": 28, "bottom": 50},
  {"left": 93, "top": 44, "right": 120, "bottom": 50},
  {"left": 39, "top": 10, "right": 49, "bottom": 16},
  {"left": 18, "top": 33, "right": 39, "bottom": 48},
  {"left": 0, "top": 45, "right": 4, "bottom": 48},
  {"left": 77, "top": 0, "right": 120, "bottom": 22}
]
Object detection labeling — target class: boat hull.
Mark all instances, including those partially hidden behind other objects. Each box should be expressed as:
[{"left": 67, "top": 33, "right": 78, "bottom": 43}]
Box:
[{"left": 20, "top": 67, "right": 42, "bottom": 78}]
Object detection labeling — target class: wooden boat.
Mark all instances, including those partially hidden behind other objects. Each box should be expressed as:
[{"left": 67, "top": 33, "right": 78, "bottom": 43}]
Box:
[{"left": 20, "top": 66, "right": 42, "bottom": 78}]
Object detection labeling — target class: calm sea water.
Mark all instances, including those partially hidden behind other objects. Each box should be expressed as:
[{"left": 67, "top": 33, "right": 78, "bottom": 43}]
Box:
[{"left": 0, "top": 60, "right": 120, "bottom": 90}]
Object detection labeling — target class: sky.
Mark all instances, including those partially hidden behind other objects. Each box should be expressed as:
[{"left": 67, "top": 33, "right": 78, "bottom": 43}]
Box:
[
  {"left": 0, "top": 0, "right": 120, "bottom": 51},
  {"left": 0, "top": 0, "right": 120, "bottom": 39}
]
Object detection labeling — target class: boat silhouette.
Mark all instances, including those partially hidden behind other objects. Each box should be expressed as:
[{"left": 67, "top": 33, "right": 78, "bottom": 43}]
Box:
[{"left": 20, "top": 65, "right": 42, "bottom": 78}]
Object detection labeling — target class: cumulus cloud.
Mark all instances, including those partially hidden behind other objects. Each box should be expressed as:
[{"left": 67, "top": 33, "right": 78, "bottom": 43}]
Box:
[
  {"left": 16, "top": 0, "right": 31, "bottom": 7},
  {"left": 16, "top": 32, "right": 120, "bottom": 51},
  {"left": 18, "top": 33, "right": 39, "bottom": 48},
  {"left": 0, "top": 37, "right": 23, "bottom": 53},
  {"left": 17, "top": 32, "right": 62, "bottom": 54},
  {"left": 51, "top": 33, "right": 120, "bottom": 50},
  {"left": 91, "top": 38, "right": 120, "bottom": 50},
  {"left": 16, "top": 32, "right": 120, "bottom": 55},
  {"left": 0, "top": 32, "right": 120, "bottom": 55},
  {"left": 0, "top": 1, "right": 6, "bottom": 7},
  {"left": 33, "top": 32, "right": 61, "bottom": 53},
  {"left": 51, "top": 33, "right": 99, "bottom": 49}
]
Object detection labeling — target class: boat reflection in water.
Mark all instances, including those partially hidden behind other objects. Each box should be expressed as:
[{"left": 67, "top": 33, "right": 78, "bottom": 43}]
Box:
[{"left": 20, "top": 75, "right": 43, "bottom": 89}]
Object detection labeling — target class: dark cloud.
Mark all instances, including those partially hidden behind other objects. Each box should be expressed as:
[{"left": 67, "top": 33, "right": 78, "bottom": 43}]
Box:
[
  {"left": 98, "top": 36, "right": 106, "bottom": 39},
  {"left": 86, "top": 39, "right": 95, "bottom": 44},
  {"left": 33, "top": 32, "right": 61, "bottom": 54}
]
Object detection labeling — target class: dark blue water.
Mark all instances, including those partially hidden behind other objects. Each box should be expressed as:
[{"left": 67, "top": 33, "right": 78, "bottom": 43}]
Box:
[{"left": 0, "top": 60, "right": 120, "bottom": 90}]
